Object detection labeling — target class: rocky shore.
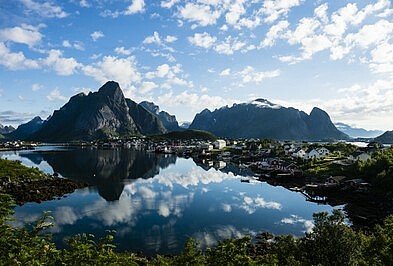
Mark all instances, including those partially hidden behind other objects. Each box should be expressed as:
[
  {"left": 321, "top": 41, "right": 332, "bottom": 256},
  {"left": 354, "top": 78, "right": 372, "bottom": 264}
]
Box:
[{"left": 1, "top": 175, "right": 88, "bottom": 205}]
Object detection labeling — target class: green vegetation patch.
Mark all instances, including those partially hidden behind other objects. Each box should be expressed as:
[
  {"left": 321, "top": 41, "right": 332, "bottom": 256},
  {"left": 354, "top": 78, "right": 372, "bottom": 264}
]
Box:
[
  {"left": 0, "top": 158, "right": 47, "bottom": 182},
  {"left": 151, "top": 129, "right": 218, "bottom": 141},
  {"left": 1, "top": 191, "right": 393, "bottom": 266}
]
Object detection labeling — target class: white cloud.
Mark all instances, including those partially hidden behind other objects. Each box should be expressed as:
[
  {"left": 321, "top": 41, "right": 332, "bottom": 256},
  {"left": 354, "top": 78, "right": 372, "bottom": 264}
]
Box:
[
  {"left": 370, "top": 42, "right": 393, "bottom": 74},
  {"left": 157, "top": 91, "right": 239, "bottom": 112},
  {"left": 240, "top": 195, "right": 282, "bottom": 214},
  {"left": 0, "top": 42, "right": 40, "bottom": 70},
  {"left": 114, "top": 47, "right": 133, "bottom": 55},
  {"left": 54, "top": 207, "right": 78, "bottom": 225},
  {"left": 62, "top": 40, "right": 84, "bottom": 50},
  {"left": 31, "top": 83, "right": 42, "bottom": 92},
  {"left": 161, "top": 0, "right": 179, "bottom": 9},
  {"left": 62, "top": 40, "right": 71, "bottom": 48},
  {"left": 83, "top": 56, "right": 141, "bottom": 87},
  {"left": 260, "top": 20, "right": 289, "bottom": 48},
  {"left": 156, "top": 64, "right": 171, "bottom": 78},
  {"left": 214, "top": 36, "right": 246, "bottom": 55},
  {"left": 178, "top": 3, "right": 221, "bottom": 27},
  {"left": 0, "top": 24, "right": 43, "bottom": 47},
  {"left": 79, "top": 0, "right": 90, "bottom": 8},
  {"left": 225, "top": 0, "right": 246, "bottom": 26},
  {"left": 254, "top": 197, "right": 282, "bottom": 210},
  {"left": 288, "top": 17, "right": 320, "bottom": 45},
  {"left": 165, "top": 35, "right": 177, "bottom": 43},
  {"left": 277, "top": 78, "right": 393, "bottom": 131},
  {"left": 46, "top": 88, "right": 67, "bottom": 102},
  {"left": 143, "top": 31, "right": 161, "bottom": 45},
  {"left": 238, "top": 66, "right": 280, "bottom": 84},
  {"left": 280, "top": 215, "right": 314, "bottom": 233},
  {"left": 345, "top": 19, "right": 393, "bottom": 48},
  {"left": 272, "top": 1, "right": 393, "bottom": 64},
  {"left": 0, "top": 43, "right": 81, "bottom": 75},
  {"left": 140, "top": 81, "right": 158, "bottom": 94},
  {"left": 261, "top": 0, "right": 303, "bottom": 23},
  {"left": 125, "top": 0, "right": 145, "bottom": 15},
  {"left": 43, "top": 50, "right": 81, "bottom": 76},
  {"left": 314, "top": 3, "right": 329, "bottom": 23},
  {"left": 188, "top": 32, "right": 217, "bottom": 48},
  {"left": 219, "top": 68, "right": 230, "bottom": 76},
  {"left": 20, "top": 0, "right": 68, "bottom": 18},
  {"left": 90, "top": 31, "right": 104, "bottom": 41},
  {"left": 221, "top": 203, "right": 232, "bottom": 212}
]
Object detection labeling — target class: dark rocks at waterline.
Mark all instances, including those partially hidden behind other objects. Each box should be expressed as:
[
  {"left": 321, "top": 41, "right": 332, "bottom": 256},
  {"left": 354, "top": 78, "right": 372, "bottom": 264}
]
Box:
[{"left": 1, "top": 176, "right": 88, "bottom": 205}]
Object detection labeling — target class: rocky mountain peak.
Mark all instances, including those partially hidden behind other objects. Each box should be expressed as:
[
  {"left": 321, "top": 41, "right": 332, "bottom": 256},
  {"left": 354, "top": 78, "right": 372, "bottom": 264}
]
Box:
[
  {"left": 310, "top": 107, "right": 329, "bottom": 118},
  {"left": 250, "top": 98, "right": 282, "bottom": 109},
  {"left": 140, "top": 101, "right": 160, "bottom": 114},
  {"left": 97, "top": 81, "right": 125, "bottom": 103},
  {"left": 140, "top": 101, "right": 180, "bottom": 132}
]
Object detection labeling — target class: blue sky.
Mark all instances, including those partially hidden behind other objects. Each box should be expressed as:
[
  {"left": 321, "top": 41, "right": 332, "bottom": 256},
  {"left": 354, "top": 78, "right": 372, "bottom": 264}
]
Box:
[{"left": 0, "top": 0, "right": 392, "bottom": 130}]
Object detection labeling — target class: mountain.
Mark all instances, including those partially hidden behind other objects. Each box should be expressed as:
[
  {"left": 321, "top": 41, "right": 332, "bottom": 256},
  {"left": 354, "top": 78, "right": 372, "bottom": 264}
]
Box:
[
  {"left": 8, "top": 116, "right": 44, "bottom": 140},
  {"left": 140, "top": 101, "right": 181, "bottom": 132},
  {"left": 179, "top": 122, "right": 191, "bottom": 129},
  {"left": 189, "top": 99, "right": 349, "bottom": 141},
  {"left": 0, "top": 124, "right": 15, "bottom": 135},
  {"left": 374, "top": 131, "right": 393, "bottom": 144},
  {"left": 126, "top": 99, "right": 167, "bottom": 135},
  {"left": 33, "top": 81, "right": 166, "bottom": 141},
  {"left": 335, "top": 122, "right": 383, "bottom": 138}
]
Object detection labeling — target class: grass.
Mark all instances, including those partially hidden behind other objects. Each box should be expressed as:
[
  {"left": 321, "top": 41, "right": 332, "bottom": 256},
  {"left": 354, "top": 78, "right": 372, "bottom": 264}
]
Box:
[
  {"left": 0, "top": 158, "right": 47, "bottom": 182},
  {"left": 151, "top": 129, "right": 218, "bottom": 141}
]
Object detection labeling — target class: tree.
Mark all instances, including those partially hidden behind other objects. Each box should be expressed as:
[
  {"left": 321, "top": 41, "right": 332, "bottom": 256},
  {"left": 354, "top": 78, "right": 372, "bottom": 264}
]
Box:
[{"left": 300, "top": 210, "right": 363, "bottom": 266}]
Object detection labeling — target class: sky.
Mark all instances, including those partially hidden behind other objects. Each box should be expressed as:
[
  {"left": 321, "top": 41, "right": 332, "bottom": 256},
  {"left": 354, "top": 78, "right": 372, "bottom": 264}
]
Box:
[{"left": 0, "top": 0, "right": 392, "bottom": 131}]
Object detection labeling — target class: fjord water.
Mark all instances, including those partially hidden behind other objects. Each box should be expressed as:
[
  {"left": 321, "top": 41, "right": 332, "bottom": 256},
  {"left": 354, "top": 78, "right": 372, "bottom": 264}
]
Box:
[{"left": 1, "top": 147, "right": 334, "bottom": 255}]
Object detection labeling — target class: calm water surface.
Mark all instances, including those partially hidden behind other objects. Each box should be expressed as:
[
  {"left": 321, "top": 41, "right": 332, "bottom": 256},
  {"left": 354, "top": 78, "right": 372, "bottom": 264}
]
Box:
[{"left": 1, "top": 146, "right": 336, "bottom": 255}]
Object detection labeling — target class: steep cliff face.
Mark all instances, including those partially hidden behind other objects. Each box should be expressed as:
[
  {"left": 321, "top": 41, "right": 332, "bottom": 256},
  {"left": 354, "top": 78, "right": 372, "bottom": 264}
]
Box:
[
  {"left": 126, "top": 99, "right": 167, "bottom": 135},
  {"left": 8, "top": 116, "right": 44, "bottom": 140},
  {"left": 307, "top": 107, "right": 348, "bottom": 140},
  {"left": 34, "top": 81, "right": 139, "bottom": 141},
  {"left": 140, "top": 101, "right": 181, "bottom": 132},
  {"left": 190, "top": 99, "right": 349, "bottom": 141}
]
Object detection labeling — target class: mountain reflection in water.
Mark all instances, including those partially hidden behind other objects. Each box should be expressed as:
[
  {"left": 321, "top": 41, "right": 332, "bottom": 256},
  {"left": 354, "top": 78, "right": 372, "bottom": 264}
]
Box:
[
  {"left": 22, "top": 148, "right": 177, "bottom": 201},
  {"left": 2, "top": 147, "right": 335, "bottom": 255}
]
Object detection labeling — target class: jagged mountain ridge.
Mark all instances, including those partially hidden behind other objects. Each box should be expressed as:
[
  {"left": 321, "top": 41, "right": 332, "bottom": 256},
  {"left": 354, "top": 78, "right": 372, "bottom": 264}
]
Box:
[
  {"left": 140, "top": 101, "right": 181, "bottom": 132},
  {"left": 0, "top": 123, "right": 15, "bottom": 135},
  {"left": 189, "top": 98, "right": 349, "bottom": 140},
  {"left": 8, "top": 116, "right": 44, "bottom": 140},
  {"left": 32, "top": 81, "right": 166, "bottom": 141}
]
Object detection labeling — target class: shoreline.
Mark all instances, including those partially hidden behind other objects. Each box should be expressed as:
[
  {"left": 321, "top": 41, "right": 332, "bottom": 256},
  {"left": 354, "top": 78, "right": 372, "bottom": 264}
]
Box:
[{"left": 2, "top": 176, "right": 88, "bottom": 205}]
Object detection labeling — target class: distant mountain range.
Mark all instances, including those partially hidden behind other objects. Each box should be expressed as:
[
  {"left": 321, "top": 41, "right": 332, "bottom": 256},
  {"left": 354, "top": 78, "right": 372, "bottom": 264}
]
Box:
[
  {"left": 0, "top": 124, "right": 15, "bottom": 135},
  {"left": 334, "top": 122, "right": 383, "bottom": 138},
  {"left": 8, "top": 116, "right": 44, "bottom": 140},
  {"left": 10, "top": 81, "right": 180, "bottom": 141},
  {"left": 189, "top": 99, "right": 349, "bottom": 141},
  {"left": 3, "top": 81, "right": 390, "bottom": 142}
]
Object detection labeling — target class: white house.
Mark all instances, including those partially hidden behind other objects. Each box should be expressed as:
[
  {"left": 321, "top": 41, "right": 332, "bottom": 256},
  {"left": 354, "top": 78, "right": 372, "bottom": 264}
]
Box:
[
  {"left": 349, "top": 151, "right": 371, "bottom": 162},
  {"left": 292, "top": 148, "right": 306, "bottom": 159},
  {"left": 305, "top": 147, "right": 330, "bottom": 160},
  {"left": 317, "top": 147, "right": 330, "bottom": 156},
  {"left": 214, "top": 139, "right": 227, "bottom": 149}
]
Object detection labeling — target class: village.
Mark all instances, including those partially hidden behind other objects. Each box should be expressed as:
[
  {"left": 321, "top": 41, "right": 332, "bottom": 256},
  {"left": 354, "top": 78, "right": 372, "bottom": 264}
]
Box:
[
  {"left": 1, "top": 137, "right": 383, "bottom": 194},
  {"left": 1, "top": 136, "right": 392, "bottom": 227}
]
